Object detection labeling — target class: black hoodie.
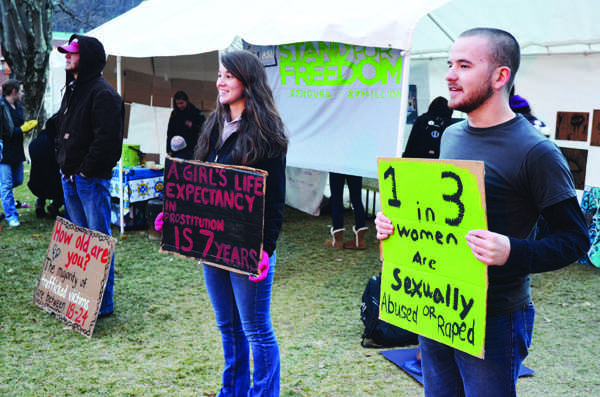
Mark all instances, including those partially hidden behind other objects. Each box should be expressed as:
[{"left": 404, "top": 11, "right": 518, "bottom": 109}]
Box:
[{"left": 55, "top": 34, "right": 124, "bottom": 179}]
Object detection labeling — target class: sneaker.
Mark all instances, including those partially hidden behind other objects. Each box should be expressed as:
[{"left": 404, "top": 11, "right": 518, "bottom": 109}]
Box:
[{"left": 8, "top": 219, "right": 20, "bottom": 227}]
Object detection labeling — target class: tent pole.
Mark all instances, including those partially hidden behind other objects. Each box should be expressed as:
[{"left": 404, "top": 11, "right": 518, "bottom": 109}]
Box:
[
  {"left": 395, "top": 51, "right": 412, "bottom": 157},
  {"left": 117, "top": 55, "right": 125, "bottom": 236}
]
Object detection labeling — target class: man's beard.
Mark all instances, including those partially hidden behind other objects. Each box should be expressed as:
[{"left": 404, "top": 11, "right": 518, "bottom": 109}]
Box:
[{"left": 450, "top": 81, "right": 494, "bottom": 114}]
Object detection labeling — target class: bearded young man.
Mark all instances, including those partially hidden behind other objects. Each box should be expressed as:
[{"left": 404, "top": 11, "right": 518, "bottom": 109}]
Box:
[{"left": 375, "top": 28, "right": 589, "bottom": 396}]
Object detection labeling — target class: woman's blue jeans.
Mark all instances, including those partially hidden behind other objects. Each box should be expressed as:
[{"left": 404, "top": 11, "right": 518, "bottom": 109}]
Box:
[
  {"left": 329, "top": 172, "right": 365, "bottom": 229},
  {"left": 0, "top": 162, "right": 24, "bottom": 223},
  {"left": 203, "top": 252, "right": 280, "bottom": 397},
  {"left": 61, "top": 175, "right": 114, "bottom": 315},
  {"left": 420, "top": 302, "right": 535, "bottom": 397}
]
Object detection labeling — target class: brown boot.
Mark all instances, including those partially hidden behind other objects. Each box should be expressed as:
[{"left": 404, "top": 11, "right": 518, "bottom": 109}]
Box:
[
  {"left": 325, "top": 227, "right": 344, "bottom": 249},
  {"left": 343, "top": 226, "right": 368, "bottom": 250}
]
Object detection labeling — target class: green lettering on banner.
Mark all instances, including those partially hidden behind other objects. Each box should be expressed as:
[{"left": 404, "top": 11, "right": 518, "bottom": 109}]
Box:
[
  {"left": 278, "top": 42, "right": 402, "bottom": 86},
  {"left": 377, "top": 158, "right": 488, "bottom": 358}
]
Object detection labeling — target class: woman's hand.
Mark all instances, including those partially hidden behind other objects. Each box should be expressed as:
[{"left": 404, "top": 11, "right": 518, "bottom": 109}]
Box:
[
  {"left": 249, "top": 251, "right": 270, "bottom": 282},
  {"left": 154, "top": 212, "right": 164, "bottom": 232}
]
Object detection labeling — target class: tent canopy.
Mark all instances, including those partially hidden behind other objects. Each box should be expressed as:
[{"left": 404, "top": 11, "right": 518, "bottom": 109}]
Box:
[
  {"left": 88, "top": 0, "right": 447, "bottom": 57},
  {"left": 90, "top": 0, "right": 600, "bottom": 58},
  {"left": 86, "top": 0, "right": 600, "bottom": 182}
]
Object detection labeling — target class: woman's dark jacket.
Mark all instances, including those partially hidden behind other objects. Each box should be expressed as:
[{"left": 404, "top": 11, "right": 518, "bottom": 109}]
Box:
[{"left": 201, "top": 114, "right": 286, "bottom": 257}]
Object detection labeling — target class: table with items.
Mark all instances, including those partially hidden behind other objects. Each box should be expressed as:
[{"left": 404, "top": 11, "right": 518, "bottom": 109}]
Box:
[{"left": 110, "top": 166, "right": 164, "bottom": 228}]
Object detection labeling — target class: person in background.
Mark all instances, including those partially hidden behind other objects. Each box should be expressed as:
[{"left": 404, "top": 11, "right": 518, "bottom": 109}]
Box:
[
  {"left": 375, "top": 27, "right": 589, "bottom": 396},
  {"left": 0, "top": 79, "right": 38, "bottom": 227},
  {"left": 509, "top": 94, "right": 550, "bottom": 137},
  {"left": 28, "top": 114, "right": 64, "bottom": 218},
  {"left": 0, "top": 83, "right": 12, "bottom": 221},
  {"left": 403, "top": 96, "right": 454, "bottom": 159},
  {"left": 324, "top": 172, "right": 367, "bottom": 250},
  {"left": 54, "top": 34, "right": 125, "bottom": 318},
  {"left": 166, "top": 90, "right": 205, "bottom": 160},
  {"left": 193, "top": 50, "right": 287, "bottom": 396}
]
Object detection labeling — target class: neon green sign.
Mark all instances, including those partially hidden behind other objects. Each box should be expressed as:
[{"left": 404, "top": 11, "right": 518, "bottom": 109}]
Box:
[
  {"left": 279, "top": 42, "right": 402, "bottom": 86},
  {"left": 377, "top": 158, "right": 488, "bottom": 358}
]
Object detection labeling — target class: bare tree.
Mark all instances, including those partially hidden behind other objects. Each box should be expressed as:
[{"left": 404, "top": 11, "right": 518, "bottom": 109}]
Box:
[{"left": 0, "top": 0, "right": 53, "bottom": 126}]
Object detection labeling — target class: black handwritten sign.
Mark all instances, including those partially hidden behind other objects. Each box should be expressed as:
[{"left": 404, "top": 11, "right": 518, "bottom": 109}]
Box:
[
  {"left": 377, "top": 158, "right": 488, "bottom": 358},
  {"left": 33, "top": 217, "right": 116, "bottom": 338},
  {"left": 160, "top": 156, "right": 267, "bottom": 276}
]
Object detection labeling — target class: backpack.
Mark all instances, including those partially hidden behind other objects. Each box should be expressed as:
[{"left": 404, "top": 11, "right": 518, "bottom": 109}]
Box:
[{"left": 360, "top": 274, "right": 419, "bottom": 348}]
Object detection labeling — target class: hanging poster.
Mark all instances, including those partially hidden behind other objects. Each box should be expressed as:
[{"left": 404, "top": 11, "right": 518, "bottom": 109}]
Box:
[
  {"left": 245, "top": 41, "right": 405, "bottom": 178},
  {"left": 559, "top": 147, "right": 588, "bottom": 190},
  {"left": 555, "top": 111, "right": 589, "bottom": 141}
]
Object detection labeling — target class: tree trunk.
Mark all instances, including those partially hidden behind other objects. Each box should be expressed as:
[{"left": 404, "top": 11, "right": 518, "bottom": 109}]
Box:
[{"left": 0, "top": 0, "right": 53, "bottom": 131}]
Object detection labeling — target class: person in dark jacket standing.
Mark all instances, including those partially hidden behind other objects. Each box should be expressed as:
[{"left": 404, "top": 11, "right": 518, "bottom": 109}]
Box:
[
  {"left": 402, "top": 96, "right": 454, "bottom": 159},
  {"left": 54, "top": 34, "right": 125, "bottom": 318},
  {"left": 166, "top": 90, "right": 205, "bottom": 160},
  {"left": 194, "top": 50, "right": 287, "bottom": 397}
]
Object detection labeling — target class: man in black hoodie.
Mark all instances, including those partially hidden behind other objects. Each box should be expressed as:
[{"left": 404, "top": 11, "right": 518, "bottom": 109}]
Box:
[{"left": 54, "top": 34, "right": 125, "bottom": 318}]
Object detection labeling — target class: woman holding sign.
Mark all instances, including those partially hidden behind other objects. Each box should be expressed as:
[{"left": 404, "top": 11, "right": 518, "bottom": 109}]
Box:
[{"left": 194, "top": 50, "right": 287, "bottom": 396}]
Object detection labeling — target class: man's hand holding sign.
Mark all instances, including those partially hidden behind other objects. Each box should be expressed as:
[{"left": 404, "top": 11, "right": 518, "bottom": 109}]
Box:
[{"left": 376, "top": 158, "right": 488, "bottom": 357}]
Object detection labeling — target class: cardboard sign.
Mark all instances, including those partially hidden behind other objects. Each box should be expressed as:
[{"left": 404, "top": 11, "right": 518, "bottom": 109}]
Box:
[
  {"left": 160, "top": 156, "right": 267, "bottom": 276},
  {"left": 33, "top": 217, "right": 116, "bottom": 338},
  {"left": 377, "top": 158, "right": 488, "bottom": 357}
]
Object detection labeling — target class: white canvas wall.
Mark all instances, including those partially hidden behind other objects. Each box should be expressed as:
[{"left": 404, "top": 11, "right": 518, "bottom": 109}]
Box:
[{"left": 409, "top": 53, "right": 600, "bottom": 188}]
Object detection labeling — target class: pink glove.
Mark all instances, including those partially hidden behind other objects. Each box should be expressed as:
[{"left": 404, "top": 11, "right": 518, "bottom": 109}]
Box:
[
  {"left": 249, "top": 251, "right": 270, "bottom": 282},
  {"left": 154, "top": 212, "right": 164, "bottom": 232}
]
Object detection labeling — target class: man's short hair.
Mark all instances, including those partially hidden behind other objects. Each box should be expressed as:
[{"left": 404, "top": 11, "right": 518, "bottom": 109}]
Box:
[
  {"left": 1, "top": 79, "right": 22, "bottom": 97},
  {"left": 459, "top": 28, "right": 520, "bottom": 93}
]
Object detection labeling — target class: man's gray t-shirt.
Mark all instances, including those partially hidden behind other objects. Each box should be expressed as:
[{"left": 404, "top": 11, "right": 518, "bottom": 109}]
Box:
[{"left": 440, "top": 115, "right": 576, "bottom": 316}]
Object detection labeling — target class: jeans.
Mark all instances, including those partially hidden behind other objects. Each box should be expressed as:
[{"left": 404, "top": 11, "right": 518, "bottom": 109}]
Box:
[
  {"left": 0, "top": 162, "right": 24, "bottom": 223},
  {"left": 203, "top": 252, "right": 280, "bottom": 397},
  {"left": 61, "top": 175, "right": 114, "bottom": 315},
  {"left": 329, "top": 172, "right": 365, "bottom": 229},
  {"left": 420, "top": 302, "right": 535, "bottom": 397}
]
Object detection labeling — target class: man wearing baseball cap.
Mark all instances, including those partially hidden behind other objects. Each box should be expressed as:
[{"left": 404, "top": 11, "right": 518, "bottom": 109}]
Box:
[{"left": 54, "top": 34, "right": 125, "bottom": 318}]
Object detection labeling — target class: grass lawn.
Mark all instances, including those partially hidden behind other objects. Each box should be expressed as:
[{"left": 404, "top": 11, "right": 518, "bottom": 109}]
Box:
[{"left": 1, "top": 174, "right": 599, "bottom": 396}]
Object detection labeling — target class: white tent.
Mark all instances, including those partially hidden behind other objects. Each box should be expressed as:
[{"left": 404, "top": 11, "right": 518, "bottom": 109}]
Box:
[
  {"left": 92, "top": 0, "right": 600, "bottom": 57},
  {"left": 82, "top": 0, "right": 600, "bottom": 225},
  {"left": 87, "top": 0, "right": 449, "bottom": 177},
  {"left": 87, "top": 0, "right": 600, "bottom": 167}
]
